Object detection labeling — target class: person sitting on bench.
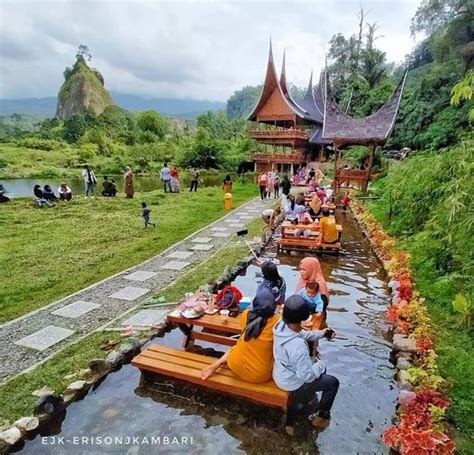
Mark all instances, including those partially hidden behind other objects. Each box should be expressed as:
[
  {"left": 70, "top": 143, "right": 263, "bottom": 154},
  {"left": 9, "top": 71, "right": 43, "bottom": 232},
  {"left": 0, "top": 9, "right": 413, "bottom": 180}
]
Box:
[
  {"left": 317, "top": 209, "right": 339, "bottom": 245},
  {"left": 273, "top": 295, "right": 339, "bottom": 429},
  {"left": 201, "top": 289, "right": 279, "bottom": 383}
]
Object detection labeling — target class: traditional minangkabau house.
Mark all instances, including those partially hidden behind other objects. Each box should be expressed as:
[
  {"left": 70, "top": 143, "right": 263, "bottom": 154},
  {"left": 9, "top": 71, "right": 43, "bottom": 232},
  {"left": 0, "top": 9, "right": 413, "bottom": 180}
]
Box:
[
  {"left": 322, "top": 70, "right": 407, "bottom": 192},
  {"left": 247, "top": 43, "right": 329, "bottom": 175},
  {"left": 247, "top": 42, "right": 407, "bottom": 192}
]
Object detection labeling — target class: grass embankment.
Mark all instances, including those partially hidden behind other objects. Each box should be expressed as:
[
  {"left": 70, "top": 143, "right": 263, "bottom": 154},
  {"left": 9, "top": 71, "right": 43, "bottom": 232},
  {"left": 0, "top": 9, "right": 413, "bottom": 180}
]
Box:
[
  {"left": 0, "top": 217, "right": 265, "bottom": 424},
  {"left": 367, "top": 139, "right": 473, "bottom": 453},
  {"left": 0, "top": 331, "right": 125, "bottom": 423},
  {"left": 0, "top": 184, "right": 256, "bottom": 323}
]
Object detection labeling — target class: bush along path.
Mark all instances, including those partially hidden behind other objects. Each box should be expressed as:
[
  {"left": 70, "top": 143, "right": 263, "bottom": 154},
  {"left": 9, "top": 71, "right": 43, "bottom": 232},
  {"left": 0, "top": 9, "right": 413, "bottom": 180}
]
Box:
[{"left": 352, "top": 199, "right": 455, "bottom": 455}]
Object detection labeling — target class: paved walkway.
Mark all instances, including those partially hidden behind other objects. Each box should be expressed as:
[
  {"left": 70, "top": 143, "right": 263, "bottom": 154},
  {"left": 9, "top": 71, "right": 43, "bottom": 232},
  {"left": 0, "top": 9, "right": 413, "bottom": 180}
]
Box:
[{"left": 0, "top": 197, "right": 273, "bottom": 383}]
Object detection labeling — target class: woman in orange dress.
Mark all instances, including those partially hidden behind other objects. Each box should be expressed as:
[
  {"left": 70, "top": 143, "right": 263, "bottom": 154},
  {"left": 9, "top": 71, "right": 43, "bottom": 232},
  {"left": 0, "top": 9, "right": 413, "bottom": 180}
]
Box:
[{"left": 201, "top": 289, "right": 279, "bottom": 383}]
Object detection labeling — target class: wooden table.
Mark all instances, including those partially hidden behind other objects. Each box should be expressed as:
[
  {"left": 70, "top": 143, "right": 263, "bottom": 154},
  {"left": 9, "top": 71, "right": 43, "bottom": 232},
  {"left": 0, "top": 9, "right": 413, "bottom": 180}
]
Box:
[
  {"left": 167, "top": 310, "right": 243, "bottom": 348},
  {"left": 281, "top": 221, "right": 343, "bottom": 237}
]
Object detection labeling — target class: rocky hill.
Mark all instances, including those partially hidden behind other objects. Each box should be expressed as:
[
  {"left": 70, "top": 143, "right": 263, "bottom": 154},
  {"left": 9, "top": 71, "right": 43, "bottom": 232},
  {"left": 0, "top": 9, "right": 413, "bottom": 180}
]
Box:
[{"left": 56, "top": 56, "right": 114, "bottom": 119}]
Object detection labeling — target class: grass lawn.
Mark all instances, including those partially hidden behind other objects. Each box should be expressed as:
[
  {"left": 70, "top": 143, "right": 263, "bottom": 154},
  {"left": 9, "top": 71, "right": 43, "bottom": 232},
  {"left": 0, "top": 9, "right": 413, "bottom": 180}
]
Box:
[{"left": 0, "top": 183, "right": 257, "bottom": 323}]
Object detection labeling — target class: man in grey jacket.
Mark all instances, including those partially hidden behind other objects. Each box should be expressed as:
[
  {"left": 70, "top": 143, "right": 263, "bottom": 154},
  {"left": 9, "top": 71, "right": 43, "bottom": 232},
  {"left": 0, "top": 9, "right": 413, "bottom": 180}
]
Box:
[{"left": 273, "top": 295, "right": 339, "bottom": 429}]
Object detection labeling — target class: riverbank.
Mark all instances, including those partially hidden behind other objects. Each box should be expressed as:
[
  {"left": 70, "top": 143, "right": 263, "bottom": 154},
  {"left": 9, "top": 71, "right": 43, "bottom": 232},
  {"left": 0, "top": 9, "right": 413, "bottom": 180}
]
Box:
[
  {"left": 364, "top": 140, "right": 473, "bottom": 453},
  {"left": 0, "top": 184, "right": 256, "bottom": 323}
]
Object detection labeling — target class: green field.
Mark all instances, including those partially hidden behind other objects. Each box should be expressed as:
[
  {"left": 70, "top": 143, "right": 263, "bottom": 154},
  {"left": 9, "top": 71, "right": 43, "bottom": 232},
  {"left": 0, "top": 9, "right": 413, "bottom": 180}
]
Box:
[{"left": 0, "top": 184, "right": 256, "bottom": 323}]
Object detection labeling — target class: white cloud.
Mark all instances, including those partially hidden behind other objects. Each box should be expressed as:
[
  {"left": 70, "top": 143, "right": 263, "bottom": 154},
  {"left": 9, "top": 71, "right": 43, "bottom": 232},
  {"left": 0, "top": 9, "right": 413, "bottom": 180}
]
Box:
[{"left": 0, "top": 0, "right": 422, "bottom": 101}]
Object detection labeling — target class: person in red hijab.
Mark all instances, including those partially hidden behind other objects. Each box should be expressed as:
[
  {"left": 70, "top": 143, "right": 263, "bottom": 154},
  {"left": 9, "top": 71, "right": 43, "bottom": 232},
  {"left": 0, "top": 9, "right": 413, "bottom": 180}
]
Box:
[{"left": 295, "top": 257, "right": 329, "bottom": 310}]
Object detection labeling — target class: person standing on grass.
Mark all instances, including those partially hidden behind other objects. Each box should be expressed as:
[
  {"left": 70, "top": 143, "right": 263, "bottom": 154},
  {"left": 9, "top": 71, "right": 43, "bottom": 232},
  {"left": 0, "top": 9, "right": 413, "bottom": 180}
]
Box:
[
  {"left": 190, "top": 168, "right": 199, "bottom": 192},
  {"left": 82, "top": 165, "right": 97, "bottom": 197},
  {"left": 141, "top": 202, "right": 156, "bottom": 228},
  {"left": 170, "top": 165, "right": 180, "bottom": 193},
  {"left": 273, "top": 173, "right": 280, "bottom": 198},
  {"left": 258, "top": 171, "right": 268, "bottom": 201},
  {"left": 160, "top": 162, "right": 171, "bottom": 193},
  {"left": 281, "top": 174, "right": 291, "bottom": 197},
  {"left": 124, "top": 166, "right": 135, "bottom": 199},
  {"left": 223, "top": 175, "right": 233, "bottom": 193}
]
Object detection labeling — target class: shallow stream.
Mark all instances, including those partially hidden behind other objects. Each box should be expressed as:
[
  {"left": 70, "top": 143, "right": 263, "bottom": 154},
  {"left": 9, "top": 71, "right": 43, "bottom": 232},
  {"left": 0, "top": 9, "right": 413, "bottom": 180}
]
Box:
[{"left": 16, "top": 212, "right": 397, "bottom": 454}]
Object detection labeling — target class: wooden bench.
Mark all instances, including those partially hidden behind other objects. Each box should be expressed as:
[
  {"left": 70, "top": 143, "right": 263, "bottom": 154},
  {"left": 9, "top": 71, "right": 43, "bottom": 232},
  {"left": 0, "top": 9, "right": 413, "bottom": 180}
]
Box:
[{"left": 132, "top": 344, "right": 289, "bottom": 409}]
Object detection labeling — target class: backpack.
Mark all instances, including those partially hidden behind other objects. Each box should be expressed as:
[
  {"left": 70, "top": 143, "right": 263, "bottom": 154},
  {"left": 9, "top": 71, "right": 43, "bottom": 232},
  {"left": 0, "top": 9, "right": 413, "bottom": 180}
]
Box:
[{"left": 215, "top": 285, "right": 242, "bottom": 316}]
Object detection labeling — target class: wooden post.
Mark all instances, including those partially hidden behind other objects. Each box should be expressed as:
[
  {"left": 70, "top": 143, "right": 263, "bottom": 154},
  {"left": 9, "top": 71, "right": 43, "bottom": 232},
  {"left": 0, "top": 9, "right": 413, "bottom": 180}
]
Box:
[
  {"left": 362, "top": 144, "right": 375, "bottom": 193},
  {"left": 333, "top": 143, "right": 340, "bottom": 192}
]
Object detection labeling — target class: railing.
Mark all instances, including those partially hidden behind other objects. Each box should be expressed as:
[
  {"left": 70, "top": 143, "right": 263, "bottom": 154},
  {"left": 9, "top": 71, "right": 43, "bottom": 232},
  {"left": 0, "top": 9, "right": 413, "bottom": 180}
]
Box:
[
  {"left": 248, "top": 129, "right": 309, "bottom": 140},
  {"left": 251, "top": 152, "right": 307, "bottom": 163},
  {"left": 336, "top": 169, "right": 369, "bottom": 181}
]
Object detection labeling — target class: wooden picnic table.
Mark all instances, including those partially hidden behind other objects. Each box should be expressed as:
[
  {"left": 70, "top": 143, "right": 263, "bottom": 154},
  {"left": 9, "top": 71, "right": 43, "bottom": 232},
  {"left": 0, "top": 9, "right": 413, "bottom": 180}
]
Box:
[{"left": 167, "top": 310, "right": 243, "bottom": 348}]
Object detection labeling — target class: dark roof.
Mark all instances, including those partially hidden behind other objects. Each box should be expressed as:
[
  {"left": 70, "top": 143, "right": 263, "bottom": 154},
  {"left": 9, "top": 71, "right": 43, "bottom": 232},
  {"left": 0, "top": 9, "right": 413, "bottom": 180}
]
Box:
[
  {"left": 247, "top": 42, "right": 304, "bottom": 121},
  {"left": 309, "top": 125, "right": 331, "bottom": 145},
  {"left": 299, "top": 71, "right": 324, "bottom": 124},
  {"left": 322, "top": 69, "right": 408, "bottom": 145}
]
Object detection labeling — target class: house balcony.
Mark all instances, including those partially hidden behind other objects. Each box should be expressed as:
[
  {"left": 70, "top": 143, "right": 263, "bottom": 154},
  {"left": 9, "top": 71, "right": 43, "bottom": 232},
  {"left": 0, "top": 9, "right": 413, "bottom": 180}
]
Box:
[
  {"left": 248, "top": 129, "right": 309, "bottom": 141},
  {"left": 251, "top": 151, "right": 307, "bottom": 164}
]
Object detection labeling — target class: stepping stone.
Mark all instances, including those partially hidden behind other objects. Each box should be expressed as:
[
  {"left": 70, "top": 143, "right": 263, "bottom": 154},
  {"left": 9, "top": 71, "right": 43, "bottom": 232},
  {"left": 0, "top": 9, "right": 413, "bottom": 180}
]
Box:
[
  {"left": 51, "top": 301, "right": 100, "bottom": 318},
  {"left": 161, "top": 260, "right": 191, "bottom": 271},
  {"left": 211, "top": 232, "right": 231, "bottom": 238},
  {"left": 121, "top": 309, "right": 168, "bottom": 327},
  {"left": 191, "top": 244, "right": 214, "bottom": 251},
  {"left": 224, "top": 219, "right": 240, "bottom": 223},
  {"left": 15, "top": 325, "right": 75, "bottom": 351},
  {"left": 211, "top": 227, "right": 228, "bottom": 232},
  {"left": 229, "top": 224, "right": 245, "bottom": 228},
  {"left": 109, "top": 286, "right": 150, "bottom": 301},
  {"left": 239, "top": 216, "right": 254, "bottom": 220},
  {"left": 166, "top": 251, "right": 194, "bottom": 259},
  {"left": 191, "top": 237, "right": 212, "bottom": 243},
  {"left": 124, "top": 271, "right": 158, "bottom": 282}
]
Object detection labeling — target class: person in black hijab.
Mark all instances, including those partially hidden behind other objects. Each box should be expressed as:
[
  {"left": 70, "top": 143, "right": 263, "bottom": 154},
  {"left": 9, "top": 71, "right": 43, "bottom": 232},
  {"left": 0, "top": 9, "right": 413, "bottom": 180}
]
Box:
[{"left": 256, "top": 261, "right": 287, "bottom": 305}]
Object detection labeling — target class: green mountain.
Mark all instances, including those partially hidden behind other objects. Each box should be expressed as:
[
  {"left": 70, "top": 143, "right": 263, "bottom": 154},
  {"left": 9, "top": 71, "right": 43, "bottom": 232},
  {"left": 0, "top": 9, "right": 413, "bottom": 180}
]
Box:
[{"left": 56, "top": 56, "right": 114, "bottom": 119}]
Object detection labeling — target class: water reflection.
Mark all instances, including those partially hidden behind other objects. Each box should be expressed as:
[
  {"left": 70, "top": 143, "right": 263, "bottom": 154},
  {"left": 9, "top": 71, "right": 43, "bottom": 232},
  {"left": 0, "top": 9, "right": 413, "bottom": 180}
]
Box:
[{"left": 17, "top": 213, "right": 396, "bottom": 454}]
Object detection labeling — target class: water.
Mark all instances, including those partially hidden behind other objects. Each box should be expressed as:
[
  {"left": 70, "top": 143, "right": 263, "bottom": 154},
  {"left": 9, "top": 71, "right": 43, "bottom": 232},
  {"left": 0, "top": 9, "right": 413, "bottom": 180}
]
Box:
[
  {"left": 0, "top": 174, "right": 253, "bottom": 198},
  {"left": 16, "top": 212, "right": 397, "bottom": 454}
]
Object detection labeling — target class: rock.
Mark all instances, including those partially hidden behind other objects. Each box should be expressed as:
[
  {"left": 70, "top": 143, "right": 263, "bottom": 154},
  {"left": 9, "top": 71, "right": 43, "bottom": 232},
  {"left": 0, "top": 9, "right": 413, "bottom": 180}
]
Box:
[
  {"left": 388, "top": 280, "right": 400, "bottom": 291},
  {"left": 106, "top": 351, "right": 124, "bottom": 366},
  {"left": 33, "top": 394, "right": 63, "bottom": 416},
  {"left": 32, "top": 386, "right": 54, "bottom": 397},
  {"left": 397, "top": 370, "right": 414, "bottom": 391},
  {"left": 396, "top": 357, "right": 411, "bottom": 370},
  {"left": 157, "top": 296, "right": 166, "bottom": 303},
  {"left": 14, "top": 416, "right": 39, "bottom": 433},
  {"left": 89, "top": 359, "right": 111, "bottom": 375},
  {"left": 0, "top": 427, "right": 22, "bottom": 451},
  {"left": 118, "top": 337, "right": 141, "bottom": 356},
  {"left": 392, "top": 334, "right": 417, "bottom": 353},
  {"left": 66, "top": 380, "right": 87, "bottom": 393},
  {"left": 398, "top": 390, "right": 417, "bottom": 409}
]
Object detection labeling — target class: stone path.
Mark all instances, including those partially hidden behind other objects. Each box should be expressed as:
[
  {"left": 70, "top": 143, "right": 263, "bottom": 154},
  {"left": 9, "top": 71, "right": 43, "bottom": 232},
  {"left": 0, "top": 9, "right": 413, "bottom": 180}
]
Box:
[{"left": 0, "top": 197, "right": 273, "bottom": 383}]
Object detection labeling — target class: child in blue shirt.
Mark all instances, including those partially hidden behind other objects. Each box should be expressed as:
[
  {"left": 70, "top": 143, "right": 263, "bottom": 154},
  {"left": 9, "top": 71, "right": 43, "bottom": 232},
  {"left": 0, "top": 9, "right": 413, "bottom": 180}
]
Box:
[{"left": 299, "top": 280, "right": 324, "bottom": 314}]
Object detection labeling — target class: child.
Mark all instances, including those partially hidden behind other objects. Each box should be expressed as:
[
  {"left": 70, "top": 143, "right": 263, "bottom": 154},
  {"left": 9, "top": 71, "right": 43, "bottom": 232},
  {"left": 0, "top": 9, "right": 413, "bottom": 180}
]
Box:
[
  {"left": 141, "top": 202, "right": 155, "bottom": 228},
  {"left": 299, "top": 280, "right": 325, "bottom": 358},
  {"left": 341, "top": 192, "right": 350, "bottom": 211}
]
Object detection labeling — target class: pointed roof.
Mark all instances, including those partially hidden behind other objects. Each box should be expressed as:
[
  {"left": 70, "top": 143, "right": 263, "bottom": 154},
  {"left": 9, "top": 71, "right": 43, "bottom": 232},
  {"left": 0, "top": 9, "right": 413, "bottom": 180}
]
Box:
[
  {"left": 322, "top": 69, "right": 408, "bottom": 145},
  {"left": 247, "top": 42, "right": 304, "bottom": 121},
  {"left": 299, "top": 71, "right": 324, "bottom": 124}
]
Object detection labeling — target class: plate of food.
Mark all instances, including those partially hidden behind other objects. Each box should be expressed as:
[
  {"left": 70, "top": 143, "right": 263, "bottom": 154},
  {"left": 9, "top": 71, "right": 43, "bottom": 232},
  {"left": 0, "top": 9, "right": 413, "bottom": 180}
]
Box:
[{"left": 180, "top": 306, "right": 205, "bottom": 319}]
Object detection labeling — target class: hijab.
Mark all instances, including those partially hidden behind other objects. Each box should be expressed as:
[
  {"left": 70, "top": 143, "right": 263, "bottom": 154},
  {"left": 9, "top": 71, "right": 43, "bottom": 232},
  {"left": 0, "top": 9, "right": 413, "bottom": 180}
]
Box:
[
  {"left": 295, "top": 257, "right": 329, "bottom": 297},
  {"left": 244, "top": 288, "right": 277, "bottom": 341}
]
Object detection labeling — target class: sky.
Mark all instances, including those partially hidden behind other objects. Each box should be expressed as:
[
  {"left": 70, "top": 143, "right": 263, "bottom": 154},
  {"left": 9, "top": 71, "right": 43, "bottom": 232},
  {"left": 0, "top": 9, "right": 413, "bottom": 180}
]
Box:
[{"left": 0, "top": 0, "right": 422, "bottom": 102}]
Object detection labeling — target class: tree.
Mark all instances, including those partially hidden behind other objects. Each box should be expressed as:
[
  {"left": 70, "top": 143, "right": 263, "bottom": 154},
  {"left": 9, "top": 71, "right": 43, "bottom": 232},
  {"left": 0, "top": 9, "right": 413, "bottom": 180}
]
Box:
[
  {"left": 360, "top": 24, "right": 389, "bottom": 88},
  {"left": 136, "top": 111, "right": 169, "bottom": 140},
  {"left": 226, "top": 85, "right": 262, "bottom": 119},
  {"left": 76, "top": 44, "right": 92, "bottom": 62},
  {"left": 450, "top": 70, "right": 474, "bottom": 120}
]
